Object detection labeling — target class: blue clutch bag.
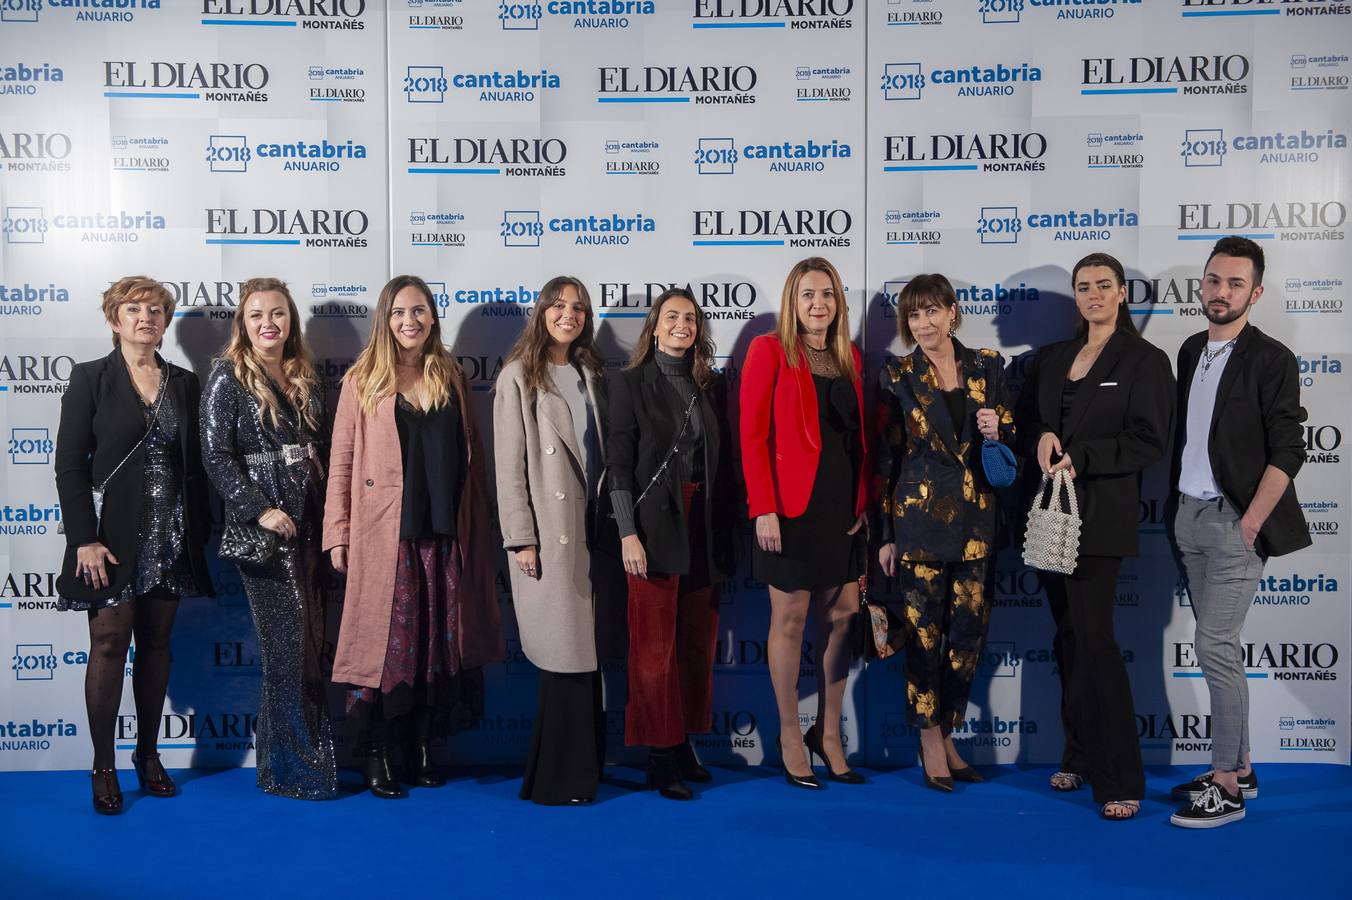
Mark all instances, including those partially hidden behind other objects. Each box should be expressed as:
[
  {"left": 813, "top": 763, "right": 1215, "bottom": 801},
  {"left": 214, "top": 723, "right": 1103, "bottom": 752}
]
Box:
[{"left": 981, "top": 439, "right": 1018, "bottom": 488}]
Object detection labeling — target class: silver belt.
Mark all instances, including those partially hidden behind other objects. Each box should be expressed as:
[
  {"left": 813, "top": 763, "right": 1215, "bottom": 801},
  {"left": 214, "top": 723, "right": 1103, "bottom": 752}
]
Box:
[{"left": 244, "top": 443, "right": 318, "bottom": 467}]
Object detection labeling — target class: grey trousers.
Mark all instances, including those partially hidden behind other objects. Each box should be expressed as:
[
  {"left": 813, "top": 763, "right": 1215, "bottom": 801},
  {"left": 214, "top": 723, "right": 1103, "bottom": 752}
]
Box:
[{"left": 1174, "top": 493, "right": 1266, "bottom": 771}]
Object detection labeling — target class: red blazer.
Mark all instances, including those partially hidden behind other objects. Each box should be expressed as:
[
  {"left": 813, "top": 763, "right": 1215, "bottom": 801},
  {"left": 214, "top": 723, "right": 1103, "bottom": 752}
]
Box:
[{"left": 739, "top": 333, "right": 870, "bottom": 520}]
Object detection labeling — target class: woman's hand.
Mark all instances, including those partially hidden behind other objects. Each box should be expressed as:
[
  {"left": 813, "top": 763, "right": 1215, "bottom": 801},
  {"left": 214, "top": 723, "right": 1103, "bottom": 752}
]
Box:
[
  {"left": 878, "top": 543, "right": 897, "bottom": 578},
  {"left": 1036, "top": 432, "right": 1063, "bottom": 475},
  {"left": 755, "top": 513, "right": 781, "bottom": 554},
  {"left": 258, "top": 508, "right": 296, "bottom": 540},
  {"left": 514, "top": 547, "right": 539, "bottom": 580},
  {"left": 976, "top": 408, "right": 1000, "bottom": 441},
  {"left": 621, "top": 535, "right": 648, "bottom": 580},
  {"left": 76, "top": 543, "right": 119, "bottom": 591},
  {"left": 330, "top": 545, "right": 348, "bottom": 574},
  {"left": 846, "top": 513, "right": 866, "bottom": 536}
]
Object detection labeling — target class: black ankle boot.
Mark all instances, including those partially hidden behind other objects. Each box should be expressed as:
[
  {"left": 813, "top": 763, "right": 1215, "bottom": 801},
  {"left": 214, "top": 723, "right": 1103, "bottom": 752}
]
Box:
[
  {"left": 674, "top": 738, "right": 712, "bottom": 783},
  {"left": 646, "top": 748, "right": 693, "bottom": 801},
  {"left": 365, "top": 747, "right": 407, "bottom": 799},
  {"left": 407, "top": 709, "right": 446, "bottom": 788}
]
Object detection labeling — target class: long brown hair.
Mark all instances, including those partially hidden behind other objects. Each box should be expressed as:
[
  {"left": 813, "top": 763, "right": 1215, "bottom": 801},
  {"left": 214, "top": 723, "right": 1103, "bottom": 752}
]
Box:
[
  {"left": 776, "top": 256, "right": 858, "bottom": 382},
  {"left": 222, "top": 278, "right": 321, "bottom": 431},
  {"left": 627, "top": 288, "right": 717, "bottom": 390},
  {"left": 347, "top": 275, "right": 460, "bottom": 415},
  {"left": 1071, "top": 252, "right": 1139, "bottom": 340},
  {"left": 504, "top": 275, "right": 605, "bottom": 395}
]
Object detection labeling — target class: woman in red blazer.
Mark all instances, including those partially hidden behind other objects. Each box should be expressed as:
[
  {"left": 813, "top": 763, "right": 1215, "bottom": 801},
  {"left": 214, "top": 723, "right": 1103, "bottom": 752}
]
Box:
[{"left": 740, "top": 256, "right": 870, "bottom": 790}]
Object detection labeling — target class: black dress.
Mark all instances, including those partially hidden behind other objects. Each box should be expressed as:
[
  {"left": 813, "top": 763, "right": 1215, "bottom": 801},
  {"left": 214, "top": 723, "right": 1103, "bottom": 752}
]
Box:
[{"left": 753, "top": 374, "right": 863, "bottom": 591}]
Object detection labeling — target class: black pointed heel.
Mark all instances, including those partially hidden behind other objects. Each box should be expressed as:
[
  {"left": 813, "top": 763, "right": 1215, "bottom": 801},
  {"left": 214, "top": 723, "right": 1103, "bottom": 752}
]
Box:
[
  {"left": 950, "top": 765, "right": 984, "bottom": 784},
  {"left": 803, "top": 724, "right": 866, "bottom": 785},
  {"left": 775, "top": 735, "right": 822, "bottom": 790}
]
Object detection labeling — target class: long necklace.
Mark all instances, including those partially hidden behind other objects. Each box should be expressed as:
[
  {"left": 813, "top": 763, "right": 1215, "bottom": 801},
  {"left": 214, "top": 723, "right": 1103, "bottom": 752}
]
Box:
[{"left": 1200, "top": 339, "right": 1236, "bottom": 381}]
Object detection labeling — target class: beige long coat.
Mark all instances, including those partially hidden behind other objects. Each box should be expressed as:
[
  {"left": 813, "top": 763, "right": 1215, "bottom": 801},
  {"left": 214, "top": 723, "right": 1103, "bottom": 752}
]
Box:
[
  {"left": 323, "top": 367, "right": 504, "bottom": 688},
  {"left": 492, "top": 358, "right": 607, "bottom": 674}
]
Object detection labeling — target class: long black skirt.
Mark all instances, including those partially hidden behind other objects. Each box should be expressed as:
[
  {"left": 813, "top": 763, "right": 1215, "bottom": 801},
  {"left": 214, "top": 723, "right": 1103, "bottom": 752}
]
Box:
[{"left": 519, "top": 670, "right": 605, "bottom": 805}]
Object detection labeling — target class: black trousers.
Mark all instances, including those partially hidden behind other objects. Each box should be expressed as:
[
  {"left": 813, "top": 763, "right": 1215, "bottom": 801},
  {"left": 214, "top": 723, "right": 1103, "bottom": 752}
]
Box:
[
  {"left": 1045, "top": 556, "right": 1144, "bottom": 804},
  {"left": 519, "top": 670, "right": 605, "bottom": 805}
]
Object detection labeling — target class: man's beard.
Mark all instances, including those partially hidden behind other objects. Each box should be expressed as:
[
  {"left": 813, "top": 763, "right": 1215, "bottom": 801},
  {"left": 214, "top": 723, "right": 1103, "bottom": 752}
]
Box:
[{"left": 1203, "top": 297, "right": 1252, "bottom": 325}]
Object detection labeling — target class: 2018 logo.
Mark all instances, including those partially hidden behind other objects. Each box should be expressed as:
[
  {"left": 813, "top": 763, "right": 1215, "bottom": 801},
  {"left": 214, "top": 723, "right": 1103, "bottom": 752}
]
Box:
[
  {"left": 8, "top": 427, "right": 51, "bottom": 464},
  {"left": 977, "top": 206, "right": 1021, "bottom": 244},
  {"left": 206, "top": 134, "right": 367, "bottom": 173}
]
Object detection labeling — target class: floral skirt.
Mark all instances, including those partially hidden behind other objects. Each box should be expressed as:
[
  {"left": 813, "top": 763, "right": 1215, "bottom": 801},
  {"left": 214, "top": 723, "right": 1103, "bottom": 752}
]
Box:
[{"left": 343, "top": 536, "right": 484, "bottom": 752}]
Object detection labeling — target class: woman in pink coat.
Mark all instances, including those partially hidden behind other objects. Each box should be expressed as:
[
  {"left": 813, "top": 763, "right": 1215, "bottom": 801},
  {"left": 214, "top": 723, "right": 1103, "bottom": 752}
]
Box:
[{"left": 323, "top": 275, "right": 503, "bottom": 799}]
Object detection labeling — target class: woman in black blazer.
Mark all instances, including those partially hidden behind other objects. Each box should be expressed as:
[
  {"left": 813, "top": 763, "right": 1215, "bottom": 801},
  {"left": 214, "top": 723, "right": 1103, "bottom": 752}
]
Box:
[
  {"left": 1017, "top": 253, "right": 1175, "bottom": 820},
  {"left": 607, "top": 288, "right": 735, "bottom": 800},
  {"left": 54, "top": 276, "right": 213, "bottom": 815}
]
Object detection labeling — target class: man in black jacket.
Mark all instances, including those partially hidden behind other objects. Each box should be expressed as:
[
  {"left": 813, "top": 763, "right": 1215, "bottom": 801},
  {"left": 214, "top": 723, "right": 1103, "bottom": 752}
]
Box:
[{"left": 1168, "top": 237, "right": 1310, "bottom": 829}]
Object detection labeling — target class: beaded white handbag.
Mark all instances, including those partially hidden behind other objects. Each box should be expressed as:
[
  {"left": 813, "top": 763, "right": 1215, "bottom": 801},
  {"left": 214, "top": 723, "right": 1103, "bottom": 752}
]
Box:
[{"left": 1022, "top": 469, "right": 1082, "bottom": 575}]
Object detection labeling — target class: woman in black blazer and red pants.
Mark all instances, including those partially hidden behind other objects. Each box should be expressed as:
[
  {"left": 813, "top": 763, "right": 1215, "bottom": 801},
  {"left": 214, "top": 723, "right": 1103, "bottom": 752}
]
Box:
[
  {"left": 740, "top": 257, "right": 870, "bottom": 789},
  {"left": 1018, "top": 253, "right": 1175, "bottom": 820}
]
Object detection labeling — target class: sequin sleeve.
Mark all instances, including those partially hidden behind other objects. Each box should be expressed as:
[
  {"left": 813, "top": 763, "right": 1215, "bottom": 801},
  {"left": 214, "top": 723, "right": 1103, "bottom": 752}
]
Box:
[{"left": 200, "top": 363, "right": 273, "bottom": 524}]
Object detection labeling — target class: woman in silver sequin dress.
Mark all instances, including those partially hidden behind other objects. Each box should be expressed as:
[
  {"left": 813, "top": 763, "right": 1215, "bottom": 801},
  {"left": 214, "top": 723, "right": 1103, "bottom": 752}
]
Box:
[
  {"left": 54, "top": 276, "right": 214, "bottom": 815},
  {"left": 201, "top": 278, "right": 338, "bottom": 800}
]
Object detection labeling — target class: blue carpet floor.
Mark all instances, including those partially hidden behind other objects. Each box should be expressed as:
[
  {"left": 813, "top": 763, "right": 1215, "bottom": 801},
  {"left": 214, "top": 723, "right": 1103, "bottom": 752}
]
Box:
[{"left": 5, "top": 763, "right": 1348, "bottom": 898}]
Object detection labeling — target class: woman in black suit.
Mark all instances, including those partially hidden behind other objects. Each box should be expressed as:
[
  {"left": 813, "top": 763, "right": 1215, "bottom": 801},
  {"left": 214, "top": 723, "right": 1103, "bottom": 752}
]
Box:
[
  {"left": 607, "top": 288, "right": 735, "bottom": 800},
  {"left": 54, "top": 276, "right": 214, "bottom": 815},
  {"left": 1018, "top": 253, "right": 1175, "bottom": 820}
]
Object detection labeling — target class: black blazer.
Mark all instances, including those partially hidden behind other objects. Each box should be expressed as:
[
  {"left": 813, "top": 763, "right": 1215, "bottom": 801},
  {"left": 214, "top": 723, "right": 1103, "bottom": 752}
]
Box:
[
  {"left": 606, "top": 359, "right": 735, "bottom": 579},
  {"left": 876, "top": 341, "right": 1015, "bottom": 562},
  {"left": 54, "top": 350, "right": 214, "bottom": 604},
  {"left": 1168, "top": 324, "right": 1310, "bottom": 558},
  {"left": 1017, "top": 330, "right": 1176, "bottom": 559}
]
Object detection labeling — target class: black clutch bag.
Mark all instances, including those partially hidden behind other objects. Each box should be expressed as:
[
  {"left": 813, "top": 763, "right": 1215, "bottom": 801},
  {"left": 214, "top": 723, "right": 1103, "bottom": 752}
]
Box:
[
  {"left": 854, "top": 574, "right": 902, "bottom": 661},
  {"left": 219, "top": 519, "right": 280, "bottom": 566}
]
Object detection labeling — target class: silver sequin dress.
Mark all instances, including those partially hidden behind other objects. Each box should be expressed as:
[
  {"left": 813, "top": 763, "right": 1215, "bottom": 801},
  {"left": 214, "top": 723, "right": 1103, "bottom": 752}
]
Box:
[{"left": 200, "top": 361, "right": 337, "bottom": 800}]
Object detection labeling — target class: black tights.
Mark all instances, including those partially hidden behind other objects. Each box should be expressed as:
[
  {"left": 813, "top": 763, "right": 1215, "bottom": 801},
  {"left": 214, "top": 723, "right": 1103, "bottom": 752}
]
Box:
[{"left": 85, "top": 591, "right": 180, "bottom": 769}]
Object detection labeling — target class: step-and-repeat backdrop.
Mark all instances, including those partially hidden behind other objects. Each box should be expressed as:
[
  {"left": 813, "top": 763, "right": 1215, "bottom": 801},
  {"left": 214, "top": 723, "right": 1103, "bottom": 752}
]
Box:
[{"left": 1, "top": 1, "right": 1347, "bottom": 771}]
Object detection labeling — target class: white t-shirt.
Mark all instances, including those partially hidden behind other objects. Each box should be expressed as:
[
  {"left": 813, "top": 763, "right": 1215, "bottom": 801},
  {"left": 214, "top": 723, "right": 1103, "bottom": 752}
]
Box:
[{"left": 1178, "top": 340, "right": 1235, "bottom": 501}]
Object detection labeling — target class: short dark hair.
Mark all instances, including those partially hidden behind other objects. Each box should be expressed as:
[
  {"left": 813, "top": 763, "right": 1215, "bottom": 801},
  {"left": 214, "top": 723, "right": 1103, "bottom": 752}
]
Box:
[
  {"left": 895, "top": 274, "right": 960, "bottom": 348},
  {"left": 1206, "top": 236, "right": 1265, "bottom": 286}
]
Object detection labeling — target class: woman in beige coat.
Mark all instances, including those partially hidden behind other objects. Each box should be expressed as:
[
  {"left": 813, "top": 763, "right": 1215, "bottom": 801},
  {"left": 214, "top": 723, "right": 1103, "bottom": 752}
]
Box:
[
  {"left": 324, "top": 275, "right": 503, "bottom": 799},
  {"left": 494, "top": 275, "right": 610, "bottom": 805}
]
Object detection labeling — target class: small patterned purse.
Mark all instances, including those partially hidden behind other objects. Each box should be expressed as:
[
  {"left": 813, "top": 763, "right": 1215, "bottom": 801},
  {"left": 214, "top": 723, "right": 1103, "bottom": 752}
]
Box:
[{"left": 1022, "top": 469, "right": 1082, "bottom": 575}]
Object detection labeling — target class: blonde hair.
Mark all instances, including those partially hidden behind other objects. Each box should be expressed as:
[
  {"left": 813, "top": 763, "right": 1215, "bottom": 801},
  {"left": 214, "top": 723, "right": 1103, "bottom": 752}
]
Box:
[
  {"left": 102, "top": 276, "right": 176, "bottom": 347},
  {"left": 348, "top": 275, "right": 459, "bottom": 415},
  {"left": 776, "top": 257, "right": 858, "bottom": 382},
  {"left": 221, "top": 278, "right": 321, "bottom": 432}
]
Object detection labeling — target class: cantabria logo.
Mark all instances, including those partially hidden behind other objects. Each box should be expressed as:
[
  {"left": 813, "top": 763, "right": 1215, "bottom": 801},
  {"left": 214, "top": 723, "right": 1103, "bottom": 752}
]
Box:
[
  {"left": 1182, "top": 0, "right": 1350, "bottom": 17},
  {"left": 1177, "top": 201, "right": 1346, "bottom": 242},
  {"left": 0, "top": 501, "right": 61, "bottom": 535},
  {"left": 692, "top": 208, "right": 851, "bottom": 248},
  {"left": 0, "top": 62, "right": 62, "bottom": 97},
  {"left": 883, "top": 132, "right": 1047, "bottom": 173},
  {"left": 1252, "top": 571, "right": 1339, "bottom": 608},
  {"left": 1289, "top": 52, "right": 1349, "bottom": 92},
  {"left": 0, "top": 718, "right": 77, "bottom": 753},
  {"left": 205, "top": 134, "right": 367, "bottom": 173},
  {"left": 103, "top": 60, "right": 269, "bottom": 102},
  {"left": 1087, "top": 131, "right": 1144, "bottom": 169},
  {"left": 500, "top": 211, "right": 657, "bottom": 247},
  {"left": 695, "top": 137, "right": 851, "bottom": 175},
  {"left": 882, "top": 60, "right": 1040, "bottom": 100},
  {"left": 0, "top": 131, "right": 70, "bottom": 173},
  {"left": 1082, "top": 54, "right": 1249, "bottom": 95},
  {"left": 1, "top": 1, "right": 163, "bottom": 25},
  {"left": 200, "top": 0, "right": 367, "bottom": 29},
  {"left": 982, "top": 0, "right": 1140, "bottom": 23},
  {"left": 498, "top": 0, "right": 655, "bottom": 30},
  {"left": 407, "top": 136, "right": 567, "bottom": 177},
  {"left": 977, "top": 205, "right": 1137, "bottom": 243},
  {"left": 692, "top": 0, "right": 853, "bottom": 29},
  {"left": 598, "top": 280, "right": 757, "bottom": 321},
  {"left": 1284, "top": 275, "right": 1343, "bottom": 315},
  {"left": 404, "top": 65, "right": 559, "bottom": 103},
  {"left": 2, "top": 206, "right": 165, "bottom": 244},
  {"left": 882, "top": 209, "right": 942, "bottom": 248},
  {"left": 0, "top": 281, "right": 69, "bottom": 319},
  {"left": 1182, "top": 128, "right": 1346, "bottom": 167},
  {"left": 598, "top": 65, "right": 757, "bottom": 105},
  {"left": 309, "top": 64, "right": 365, "bottom": 103},
  {"left": 205, "top": 208, "right": 369, "bottom": 248}
]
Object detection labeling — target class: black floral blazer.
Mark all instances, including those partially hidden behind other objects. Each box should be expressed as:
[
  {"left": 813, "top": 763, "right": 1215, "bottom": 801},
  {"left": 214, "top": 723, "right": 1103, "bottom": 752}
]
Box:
[{"left": 876, "top": 340, "right": 1015, "bottom": 563}]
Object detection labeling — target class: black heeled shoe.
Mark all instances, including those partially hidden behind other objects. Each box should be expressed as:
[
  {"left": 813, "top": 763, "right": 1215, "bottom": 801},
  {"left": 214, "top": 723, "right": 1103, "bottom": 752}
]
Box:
[
  {"left": 920, "top": 753, "right": 954, "bottom": 793},
  {"left": 674, "top": 738, "right": 712, "bottom": 783},
  {"left": 90, "top": 767, "right": 124, "bottom": 815},
  {"left": 803, "top": 724, "right": 866, "bottom": 785},
  {"left": 645, "top": 748, "right": 693, "bottom": 801},
  {"left": 409, "top": 740, "right": 446, "bottom": 788},
  {"left": 775, "top": 736, "right": 822, "bottom": 790},
  {"left": 132, "top": 751, "right": 178, "bottom": 797},
  {"left": 950, "top": 765, "right": 985, "bottom": 784},
  {"left": 364, "top": 748, "right": 408, "bottom": 799}
]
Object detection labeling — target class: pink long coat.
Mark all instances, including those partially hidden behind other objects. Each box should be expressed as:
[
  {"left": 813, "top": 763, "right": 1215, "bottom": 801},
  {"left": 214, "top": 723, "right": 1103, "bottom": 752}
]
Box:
[{"left": 323, "top": 366, "right": 504, "bottom": 689}]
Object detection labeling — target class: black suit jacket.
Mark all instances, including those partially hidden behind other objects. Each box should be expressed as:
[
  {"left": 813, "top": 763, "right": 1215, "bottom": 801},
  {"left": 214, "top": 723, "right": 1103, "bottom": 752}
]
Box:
[
  {"left": 1168, "top": 324, "right": 1309, "bottom": 558},
  {"left": 606, "top": 359, "right": 735, "bottom": 579},
  {"left": 54, "top": 350, "right": 214, "bottom": 603},
  {"left": 1018, "top": 330, "right": 1176, "bottom": 559}
]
